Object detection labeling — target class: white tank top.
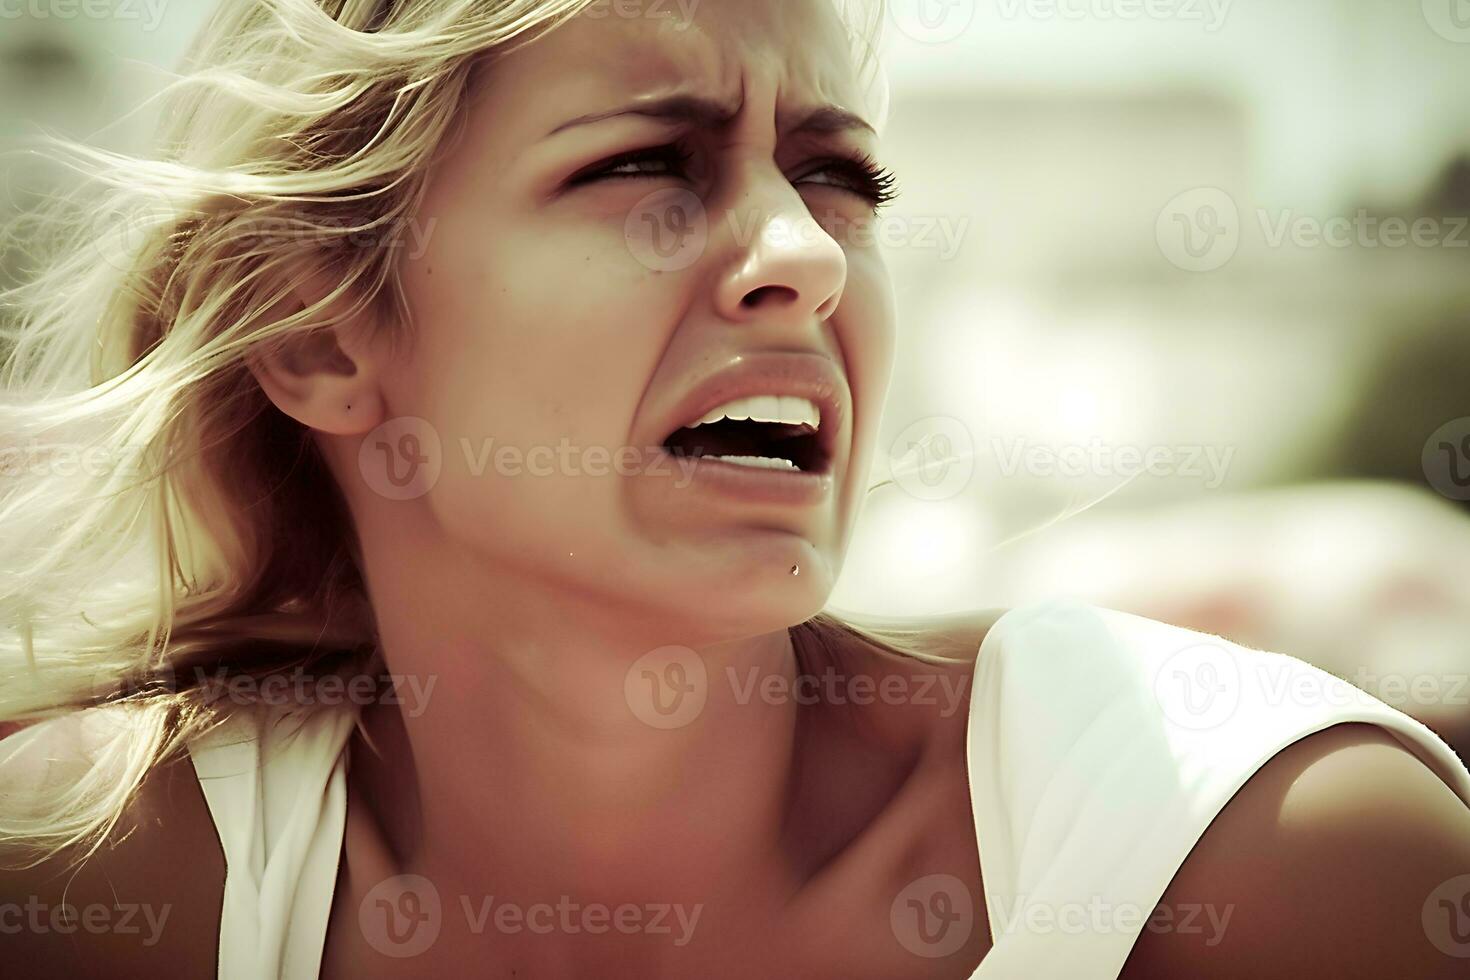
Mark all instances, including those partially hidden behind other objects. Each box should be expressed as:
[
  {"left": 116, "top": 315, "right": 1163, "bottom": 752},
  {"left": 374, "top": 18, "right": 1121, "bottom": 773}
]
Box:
[{"left": 186, "top": 599, "right": 1470, "bottom": 979}]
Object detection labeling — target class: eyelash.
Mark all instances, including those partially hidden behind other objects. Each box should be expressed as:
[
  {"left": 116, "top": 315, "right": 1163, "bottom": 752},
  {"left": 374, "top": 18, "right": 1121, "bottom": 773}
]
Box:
[{"left": 568, "top": 143, "right": 901, "bottom": 209}]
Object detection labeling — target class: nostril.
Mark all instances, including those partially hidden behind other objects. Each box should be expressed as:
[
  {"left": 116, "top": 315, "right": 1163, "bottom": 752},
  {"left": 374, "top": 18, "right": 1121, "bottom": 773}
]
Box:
[{"left": 741, "top": 285, "right": 799, "bottom": 308}]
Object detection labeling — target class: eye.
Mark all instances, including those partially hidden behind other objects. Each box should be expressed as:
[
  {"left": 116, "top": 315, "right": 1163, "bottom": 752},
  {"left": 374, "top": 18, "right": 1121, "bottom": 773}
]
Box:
[
  {"left": 795, "top": 153, "right": 900, "bottom": 209},
  {"left": 566, "top": 144, "right": 694, "bottom": 186}
]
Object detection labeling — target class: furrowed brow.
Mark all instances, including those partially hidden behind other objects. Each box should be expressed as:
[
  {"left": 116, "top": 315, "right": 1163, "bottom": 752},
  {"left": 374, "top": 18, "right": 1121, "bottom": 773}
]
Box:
[
  {"left": 546, "top": 96, "right": 875, "bottom": 139},
  {"left": 547, "top": 95, "right": 740, "bottom": 137}
]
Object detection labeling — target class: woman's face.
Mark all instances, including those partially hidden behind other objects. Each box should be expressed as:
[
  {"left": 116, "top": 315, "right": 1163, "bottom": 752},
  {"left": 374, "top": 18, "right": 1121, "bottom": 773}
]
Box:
[{"left": 359, "top": 0, "right": 896, "bottom": 639}]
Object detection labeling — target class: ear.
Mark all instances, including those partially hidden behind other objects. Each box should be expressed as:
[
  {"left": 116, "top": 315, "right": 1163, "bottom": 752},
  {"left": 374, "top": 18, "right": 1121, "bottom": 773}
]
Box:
[{"left": 245, "top": 268, "right": 388, "bottom": 437}]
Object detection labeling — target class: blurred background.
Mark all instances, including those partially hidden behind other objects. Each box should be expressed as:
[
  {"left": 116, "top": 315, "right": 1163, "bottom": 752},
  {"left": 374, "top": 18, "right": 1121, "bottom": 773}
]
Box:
[{"left": 0, "top": 0, "right": 1467, "bottom": 755}]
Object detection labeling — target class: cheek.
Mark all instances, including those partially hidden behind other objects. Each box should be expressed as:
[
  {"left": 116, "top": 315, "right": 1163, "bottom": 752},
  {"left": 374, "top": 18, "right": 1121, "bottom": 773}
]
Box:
[
  {"left": 397, "top": 213, "right": 646, "bottom": 438},
  {"left": 826, "top": 250, "right": 896, "bottom": 542},
  {"left": 388, "top": 209, "right": 684, "bottom": 528},
  {"left": 838, "top": 250, "right": 898, "bottom": 441}
]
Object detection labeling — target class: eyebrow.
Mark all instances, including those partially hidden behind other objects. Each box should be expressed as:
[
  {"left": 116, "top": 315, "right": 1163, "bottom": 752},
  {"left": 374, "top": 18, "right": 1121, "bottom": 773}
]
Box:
[{"left": 546, "top": 94, "right": 875, "bottom": 139}]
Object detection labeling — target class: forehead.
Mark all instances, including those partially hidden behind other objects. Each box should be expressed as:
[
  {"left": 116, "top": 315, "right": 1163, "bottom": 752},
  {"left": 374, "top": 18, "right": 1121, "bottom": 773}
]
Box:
[{"left": 474, "top": 0, "right": 874, "bottom": 133}]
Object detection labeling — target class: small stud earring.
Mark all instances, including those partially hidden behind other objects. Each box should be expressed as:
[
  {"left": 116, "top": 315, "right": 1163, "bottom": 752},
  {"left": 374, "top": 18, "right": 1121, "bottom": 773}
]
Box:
[{"left": 790, "top": 564, "right": 800, "bottom": 576}]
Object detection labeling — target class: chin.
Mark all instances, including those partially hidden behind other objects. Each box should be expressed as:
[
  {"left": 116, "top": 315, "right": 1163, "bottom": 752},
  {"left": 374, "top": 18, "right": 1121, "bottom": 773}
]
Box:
[{"left": 668, "top": 567, "right": 835, "bottom": 640}]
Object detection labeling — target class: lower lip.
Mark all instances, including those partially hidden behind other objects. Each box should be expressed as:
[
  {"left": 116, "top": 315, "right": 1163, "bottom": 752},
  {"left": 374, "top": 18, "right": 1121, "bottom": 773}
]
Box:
[{"left": 660, "top": 451, "right": 835, "bottom": 505}]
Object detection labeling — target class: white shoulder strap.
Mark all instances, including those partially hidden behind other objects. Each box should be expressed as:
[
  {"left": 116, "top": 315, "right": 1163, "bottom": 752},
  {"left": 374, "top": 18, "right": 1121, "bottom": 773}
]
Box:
[
  {"left": 965, "top": 599, "right": 1470, "bottom": 979},
  {"left": 188, "top": 705, "right": 356, "bottom": 980}
]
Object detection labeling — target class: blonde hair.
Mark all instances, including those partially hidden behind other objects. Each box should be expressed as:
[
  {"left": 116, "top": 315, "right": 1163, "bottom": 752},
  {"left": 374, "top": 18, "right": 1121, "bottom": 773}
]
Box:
[{"left": 0, "top": 0, "right": 940, "bottom": 872}]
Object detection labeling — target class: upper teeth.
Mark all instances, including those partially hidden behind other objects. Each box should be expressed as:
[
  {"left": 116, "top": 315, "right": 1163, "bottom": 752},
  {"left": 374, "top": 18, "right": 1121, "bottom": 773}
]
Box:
[{"left": 689, "top": 395, "right": 821, "bottom": 430}]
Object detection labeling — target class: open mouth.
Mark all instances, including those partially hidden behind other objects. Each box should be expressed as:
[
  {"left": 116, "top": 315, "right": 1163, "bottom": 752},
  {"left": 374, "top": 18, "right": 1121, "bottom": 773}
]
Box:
[{"left": 660, "top": 396, "right": 830, "bottom": 474}]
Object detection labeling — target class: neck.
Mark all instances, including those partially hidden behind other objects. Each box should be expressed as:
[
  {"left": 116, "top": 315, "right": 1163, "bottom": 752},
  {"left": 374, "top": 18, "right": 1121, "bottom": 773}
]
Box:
[{"left": 343, "top": 538, "right": 810, "bottom": 911}]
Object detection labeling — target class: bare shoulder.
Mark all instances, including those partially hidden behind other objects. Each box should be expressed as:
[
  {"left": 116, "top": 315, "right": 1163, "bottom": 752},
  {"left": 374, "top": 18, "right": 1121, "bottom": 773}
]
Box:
[
  {"left": 843, "top": 606, "right": 1010, "bottom": 664},
  {"left": 0, "top": 708, "right": 224, "bottom": 980},
  {"left": 824, "top": 606, "right": 1009, "bottom": 758},
  {"left": 1121, "top": 721, "right": 1470, "bottom": 979}
]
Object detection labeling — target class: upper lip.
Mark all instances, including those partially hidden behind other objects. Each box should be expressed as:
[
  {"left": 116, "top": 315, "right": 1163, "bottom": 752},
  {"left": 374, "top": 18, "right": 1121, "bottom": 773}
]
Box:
[{"left": 657, "top": 351, "right": 850, "bottom": 469}]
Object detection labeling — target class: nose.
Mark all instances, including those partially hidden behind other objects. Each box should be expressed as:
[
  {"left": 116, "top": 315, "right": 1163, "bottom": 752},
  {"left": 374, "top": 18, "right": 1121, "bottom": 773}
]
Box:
[{"left": 713, "top": 186, "right": 848, "bottom": 326}]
